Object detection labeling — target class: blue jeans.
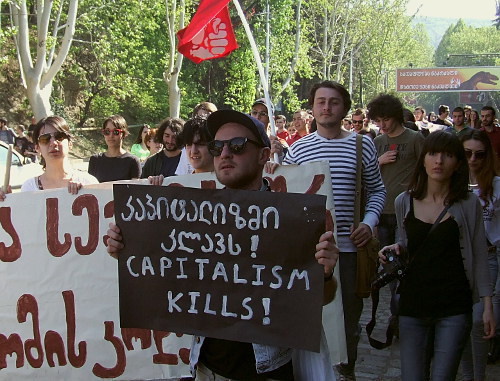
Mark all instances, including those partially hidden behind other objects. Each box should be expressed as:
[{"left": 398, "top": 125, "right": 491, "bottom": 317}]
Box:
[{"left": 400, "top": 314, "right": 472, "bottom": 381}]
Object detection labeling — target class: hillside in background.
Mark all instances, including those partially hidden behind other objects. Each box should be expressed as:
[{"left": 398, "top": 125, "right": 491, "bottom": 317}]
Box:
[{"left": 413, "top": 17, "right": 493, "bottom": 50}]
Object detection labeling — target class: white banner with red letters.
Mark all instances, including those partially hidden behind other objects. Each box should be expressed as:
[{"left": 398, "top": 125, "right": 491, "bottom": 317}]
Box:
[{"left": 0, "top": 161, "right": 346, "bottom": 380}]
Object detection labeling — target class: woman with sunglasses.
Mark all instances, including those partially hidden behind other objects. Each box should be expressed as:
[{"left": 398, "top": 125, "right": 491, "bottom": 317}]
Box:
[
  {"left": 130, "top": 124, "right": 151, "bottom": 162},
  {"left": 0, "top": 116, "right": 97, "bottom": 197},
  {"left": 379, "top": 131, "right": 494, "bottom": 380},
  {"left": 460, "top": 130, "right": 500, "bottom": 381},
  {"left": 88, "top": 115, "right": 141, "bottom": 183}
]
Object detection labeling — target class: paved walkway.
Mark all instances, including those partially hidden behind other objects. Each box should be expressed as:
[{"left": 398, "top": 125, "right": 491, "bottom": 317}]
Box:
[{"left": 352, "top": 286, "right": 500, "bottom": 381}]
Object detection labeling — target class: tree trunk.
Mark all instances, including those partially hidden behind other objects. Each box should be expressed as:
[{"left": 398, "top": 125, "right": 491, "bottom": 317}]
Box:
[{"left": 25, "top": 74, "right": 53, "bottom": 120}]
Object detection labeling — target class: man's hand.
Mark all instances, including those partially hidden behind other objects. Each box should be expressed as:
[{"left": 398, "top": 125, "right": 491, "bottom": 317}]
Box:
[
  {"left": 350, "top": 223, "right": 372, "bottom": 248},
  {"left": 148, "top": 175, "right": 164, "bottom": 186},
  {"left": 315, "top": 231, "right": 338, "bottom": 277},
  {"left": 269, "top": 135, "right": 284, "bottom": 157},
  {"left": 264, "top": 161, "right": 280, "bottom": 174},
  {"left": 68, "top": 181, "right": 83, "bottom": 195},
  {"left": 0, "top": 185, "right": 12, "bottom": 201},
  {"left": 378, "top": 150, "right": 397, "bottom": 166},
  {"left": 107, "top": 223, "right": 123, "bottom": 259},
  {"left": 317, "top": 231, "right": 339, "bottom": 304}
]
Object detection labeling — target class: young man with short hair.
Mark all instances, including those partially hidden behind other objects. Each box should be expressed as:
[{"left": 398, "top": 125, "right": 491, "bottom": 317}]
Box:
[
  {"left": 444, "top": 106, "right": 473, "bottom": 137},
  {"left": 351, "top": 108, "right": 376, "bottom": 140},
  {"left": 179, "top": 117, "right": 214, "bottom": 174},
  {"left": 370, "top": 94, "right": 424, "bottom": 320},
  {"left": 274, "top": 114, "right": 289, "bottom": 140},
  {"left": 480, "top": 106, "right": 500, "bottom": 160},
  {"left": 433, "top": 105, "right": 452, "bottom": 127},
  {"left": 283, "top": 81, "right": 386, "bottom": 380}
]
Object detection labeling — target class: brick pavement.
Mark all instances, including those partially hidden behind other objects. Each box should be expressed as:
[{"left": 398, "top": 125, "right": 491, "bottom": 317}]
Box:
[{"left": 350, "top": 286, "right": 500, "bottom": 381}]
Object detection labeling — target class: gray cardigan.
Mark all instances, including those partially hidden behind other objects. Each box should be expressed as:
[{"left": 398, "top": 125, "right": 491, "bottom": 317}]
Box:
[{"left": 395, "top": 191, "right": 492, "bottom": 302}]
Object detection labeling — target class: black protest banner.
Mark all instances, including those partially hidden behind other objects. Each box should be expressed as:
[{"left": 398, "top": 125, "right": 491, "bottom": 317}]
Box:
[{"left": 114, "top": 184, "right": 326, "bottom": 352}]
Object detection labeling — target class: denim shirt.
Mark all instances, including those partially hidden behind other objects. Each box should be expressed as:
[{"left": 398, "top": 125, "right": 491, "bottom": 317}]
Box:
[{"left": 189, "top": 336, "right": 293, "bottom": 376}]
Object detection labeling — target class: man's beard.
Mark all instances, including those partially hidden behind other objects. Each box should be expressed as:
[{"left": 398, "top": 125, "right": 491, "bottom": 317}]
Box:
[{"left": 163, "top": 142, "right": 178, "bottom": 151}]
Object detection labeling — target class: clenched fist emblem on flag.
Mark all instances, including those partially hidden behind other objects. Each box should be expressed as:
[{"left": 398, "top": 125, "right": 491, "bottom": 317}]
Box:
[{"left": 177, "top": 0, "right": 238, "bottom": 63}]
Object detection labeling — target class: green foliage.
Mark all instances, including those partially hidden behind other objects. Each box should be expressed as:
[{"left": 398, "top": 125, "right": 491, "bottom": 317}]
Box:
[
  {"left": 435, "top": 20, "right": 500, "bottom": 67},
  {"left": 3, "top": 0, "right": 437, "bottom": 125}
]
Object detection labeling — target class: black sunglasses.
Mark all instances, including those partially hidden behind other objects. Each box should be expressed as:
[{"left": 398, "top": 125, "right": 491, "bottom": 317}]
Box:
[
  {"left": 464, "top": 150, "right": 486, "bottom": 160},
  {"left": 208, "top": 137, "right": 263, "bottom": 157},
  {"left": 102, "top": 128, "right": 123, "bottom": 136},
  {"left": 37, "top": 131, "right": 70, "bottom": 145}
]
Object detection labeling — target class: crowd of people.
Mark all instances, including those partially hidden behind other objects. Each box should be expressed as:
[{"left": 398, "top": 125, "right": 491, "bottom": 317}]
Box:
[{"left": 1, "top": 85, "right": 499, "bottom": 381}]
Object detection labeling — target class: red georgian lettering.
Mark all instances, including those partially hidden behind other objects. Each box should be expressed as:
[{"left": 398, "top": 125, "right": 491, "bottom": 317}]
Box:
[
  {"left": 102, "top": 200, "right": 114, "bottom": 246},
  {"left": 121, "top": 328, "right": 152, "bottom": 350},
  {"left": 200, "top": 180, "right": 217, "bottom": 189},
  {"left": 46, "top": 198, "right": 71, "bottom": 257},
  {"left": 263, "top": 176, "right": 287, "bottom": 193},
  {"left": 0, "top": 207, "right": 22, "bottom": 262},
  {"left": 72, "top": 195, "right": 99, "bottom": 255},
  {"left": 17, "top": 294, "right": 43, "bottom": 368},
  {"left": 178, "top": 347, "right": 190, "bottom": 365},
  {"left": 44, "top": 331, "right": 67, "bottom": 367},
  {"left": 0, "top": 334, "right": 24, "bottom": 369},
  {"left": 92, "top": 321, "right": 126, "bottom": 378},
  {"left": 305, "top": 174, "right": 325, "bottom": 194},
  {"left": 152, "top": 331, "right": 178, "bottom": 365},
  {"left": 63, "top": 290, "right": 86, "bottom": 368}
]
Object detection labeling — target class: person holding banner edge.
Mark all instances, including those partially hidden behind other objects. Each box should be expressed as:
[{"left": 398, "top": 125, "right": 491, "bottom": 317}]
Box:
[
  {"left": 0, "top": 116, "right": 97, "bottom": 199},
  {"left": 107, "top": 110, "right": 339, "bottom": 380}
]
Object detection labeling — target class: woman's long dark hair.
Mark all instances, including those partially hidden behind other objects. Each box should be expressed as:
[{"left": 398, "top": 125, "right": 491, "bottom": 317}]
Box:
[
  {"left": 460, "top": 129, "right": 498, "bottom": 205},
  {"left": 407, "top": 131, "right": 469, "bottom": 205},
  {"left": 134, "top": 124, "right": 149, "bottom": 144}
]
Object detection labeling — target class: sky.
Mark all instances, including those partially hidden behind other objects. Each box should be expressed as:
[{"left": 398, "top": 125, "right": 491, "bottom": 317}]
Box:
[{"left": 406, "top": 0, "right": 497, "bottom": 20}]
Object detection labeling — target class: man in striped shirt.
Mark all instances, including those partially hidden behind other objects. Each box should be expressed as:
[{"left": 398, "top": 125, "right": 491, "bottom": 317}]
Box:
[{"left": 283, "top": 81, "right": 386, "bottom": 381}]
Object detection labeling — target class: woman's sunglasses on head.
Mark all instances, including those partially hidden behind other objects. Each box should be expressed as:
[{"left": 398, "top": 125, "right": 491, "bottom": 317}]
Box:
[
  {"left": 37, "top": 131, "right": 70, "bottom": 145},
  {"left": 102, "top": 128, "right": 124, "bottom": 136},
  {"left": 208, "top": 137, "right": 263, "bottom": 157}
]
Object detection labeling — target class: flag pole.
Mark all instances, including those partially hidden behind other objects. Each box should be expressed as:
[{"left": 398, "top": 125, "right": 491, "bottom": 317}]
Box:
[{"left": 232, "top": 0, "right": 279, "bottom": 162}]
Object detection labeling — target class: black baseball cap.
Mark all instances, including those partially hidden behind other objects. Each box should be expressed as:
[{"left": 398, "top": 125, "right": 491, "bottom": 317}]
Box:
[{"left": 207, "top": 110, "right": 271, "bottom": 148}]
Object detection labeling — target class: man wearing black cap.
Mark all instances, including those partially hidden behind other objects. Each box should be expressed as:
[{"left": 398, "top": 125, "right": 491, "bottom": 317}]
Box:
[
  {"left": 107, "top": 109, "right": 339, "bottom": 380},
  {"left": 250, "top": 98, "right": 272, "bottom": 129}
]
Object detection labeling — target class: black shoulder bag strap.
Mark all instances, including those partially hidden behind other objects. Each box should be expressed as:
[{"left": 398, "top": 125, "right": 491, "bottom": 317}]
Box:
[{"left": 366, "top": 198, "right": 451, "bottom": 349}]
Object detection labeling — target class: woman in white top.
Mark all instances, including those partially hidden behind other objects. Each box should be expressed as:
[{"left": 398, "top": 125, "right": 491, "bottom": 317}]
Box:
[
  {"left": 0, "top": 116, "right": 97, "bottom": 200},
  {"left": 461, "top": 129, "right": 500, "bottom": 381}
]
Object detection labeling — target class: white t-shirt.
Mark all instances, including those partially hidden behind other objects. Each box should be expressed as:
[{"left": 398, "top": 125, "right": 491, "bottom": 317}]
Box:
[
  {"left": 21, "top": 171, "right": 98, "bottom": 192},
  {"left": 175, "top": 147, "right": 192, "bottom": 175}
]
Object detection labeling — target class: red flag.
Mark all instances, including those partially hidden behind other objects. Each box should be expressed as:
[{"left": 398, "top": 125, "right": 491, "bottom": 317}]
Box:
[{"left": 177, "top": 0, "right": 238, "bottom": 63}]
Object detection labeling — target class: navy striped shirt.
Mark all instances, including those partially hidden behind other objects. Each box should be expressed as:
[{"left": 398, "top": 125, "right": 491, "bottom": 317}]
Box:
[{"left": 284, "top": 132, "right": 386, "bottom": 252}]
